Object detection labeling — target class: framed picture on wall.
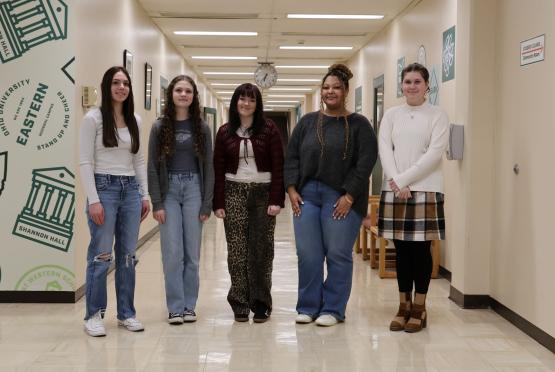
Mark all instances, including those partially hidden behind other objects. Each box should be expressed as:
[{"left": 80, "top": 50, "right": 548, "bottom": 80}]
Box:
[
  {"left": 203, "top": 107, "right": 217, "bottom": 145},
  {"left": 123, "top": 49, "right": 133, "bottom": 80},
  {"left": 144, "top": 63, "right": 152, "bottom": 110},
  {"left": 159, "top": 75, "right": 168, "bottom": 116}
]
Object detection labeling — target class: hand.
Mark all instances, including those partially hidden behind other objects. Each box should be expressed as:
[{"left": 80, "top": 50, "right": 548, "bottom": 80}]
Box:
[
  {"left": 267, "top": 205, "right": 281, "bottom": 216},
  {"left": 287, "top": 187, "right": 303, "bottom": 217},
  {"left": 140, "top": 200, "right": 150, "bottom": 222},
  {"left": 397, "top": 187, "right": 412, "bottom": 200},
  {"left": 153, "top": 209, "right": 166, "bottom": 224},
  {"left": 333, "top": 195, "right": 352, "bottom": 220},
  {"left": 199, "top": 214, "right": 210, "bottom": 222},
  {"left": 215, "top": 209, "right": 226, "bottom": 219},
  {"left": 89, "top": 202, "right": 104, "bottom": 225},
  {"left": 388, "top": 179, "right": 400, "bottom": 192},
  {"left": 362, "top": 214, "right": 372, "bottom": 229}
]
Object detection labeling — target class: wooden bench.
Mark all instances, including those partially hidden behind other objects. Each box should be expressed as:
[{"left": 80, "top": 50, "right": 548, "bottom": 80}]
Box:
[{"left": 360, "top": 195, "right": 441, "bottom": 279}]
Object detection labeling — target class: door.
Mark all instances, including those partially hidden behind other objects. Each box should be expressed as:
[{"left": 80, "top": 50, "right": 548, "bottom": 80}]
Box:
[{"left": 371, "top": 75, "right": 384, "bottom": 195}]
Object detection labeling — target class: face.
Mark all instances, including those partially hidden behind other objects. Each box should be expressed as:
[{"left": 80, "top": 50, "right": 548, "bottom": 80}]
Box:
[
  {"left": 111, "top": 71, "right": 130, "bottom": 104},
  {"left": 321, "top": 75, "right": 347, "bottom": 110},
  {"left": 237, "top": 95, "right": 256, "bottom": 118},
  {"left": 172, "top": 80, "right": 194, "bottom": 109},
  {"left": 402, "top": 71, "right": 428, "bottom": 105}
]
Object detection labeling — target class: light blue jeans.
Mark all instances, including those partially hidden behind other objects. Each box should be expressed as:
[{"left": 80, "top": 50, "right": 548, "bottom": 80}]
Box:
[
  {"left": 159, "top": 172, "right": 203, "bottom": 314},
  {"left": 85, "top": 174, "right": 141, "bottom": 321},
  {"left": 293, "top": 180, "right": 362, "bottom": 321}
]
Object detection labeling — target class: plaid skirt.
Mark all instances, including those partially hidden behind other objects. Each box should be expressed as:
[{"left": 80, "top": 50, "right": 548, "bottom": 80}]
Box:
[{"left": 378, "top": 191, "right": 445, "bottom": 241}]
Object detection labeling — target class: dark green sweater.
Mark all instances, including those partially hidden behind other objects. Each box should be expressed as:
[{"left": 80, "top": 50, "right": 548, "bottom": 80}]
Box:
[{"left": 284, "top": 111, "right": 378, "bottom": 217}]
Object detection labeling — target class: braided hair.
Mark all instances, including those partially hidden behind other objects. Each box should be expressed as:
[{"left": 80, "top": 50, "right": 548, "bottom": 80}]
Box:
[{"left": 317, "top": 64, "right": 353, "bottom": 160}]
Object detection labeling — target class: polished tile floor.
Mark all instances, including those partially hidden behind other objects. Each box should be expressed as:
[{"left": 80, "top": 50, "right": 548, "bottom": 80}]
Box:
[{"left": 1, "top": 209, "right": 554, "bottom": 371}]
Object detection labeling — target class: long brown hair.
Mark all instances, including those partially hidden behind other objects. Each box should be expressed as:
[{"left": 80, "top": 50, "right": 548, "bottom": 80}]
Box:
[
  {"left": 100, "top": 66, "right": 139, "bottom": 153},
  {"left": 158, "top": 75, "right": 205, "bottom": 160}
]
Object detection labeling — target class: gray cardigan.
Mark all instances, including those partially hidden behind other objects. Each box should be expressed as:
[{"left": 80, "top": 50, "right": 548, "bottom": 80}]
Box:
[{"left": 147, "top": 119, "right": 214, "bottom": 215}]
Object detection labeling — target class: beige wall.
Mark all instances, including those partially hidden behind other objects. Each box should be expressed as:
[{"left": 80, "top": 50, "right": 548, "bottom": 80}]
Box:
[
  {"left": 491, "top": 0, "right": 555, "bottom": 337},
  {"left": 338, "top": 0, "right": 554, "bottom": 337},
  {"left": 73, "top": 0, "right": 222, "bottom": 288}
]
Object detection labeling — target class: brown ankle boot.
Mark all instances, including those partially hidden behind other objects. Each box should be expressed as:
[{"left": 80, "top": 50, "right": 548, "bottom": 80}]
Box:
[
  {"left": 404, "top": 303, "right": 427, "bottom": 333},
  {"left": 389, "top": 292, "right": 412, "bottom": 331}
]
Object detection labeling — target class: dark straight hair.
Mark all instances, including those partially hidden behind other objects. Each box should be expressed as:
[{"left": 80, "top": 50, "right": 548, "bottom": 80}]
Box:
[
  {"left": 100, "top": 66, "right": 139, "bottom": 153},
  {"left": 228, "top": 83, "right": 266, "bottom": 135},
  {"left": 158, "top": 75, "right": 205, "bottom": 160}
]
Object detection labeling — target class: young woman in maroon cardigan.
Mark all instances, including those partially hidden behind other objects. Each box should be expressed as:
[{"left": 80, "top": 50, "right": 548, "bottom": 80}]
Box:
[{"left": 213, "top": 83, "right": 284, "bottom": 323}]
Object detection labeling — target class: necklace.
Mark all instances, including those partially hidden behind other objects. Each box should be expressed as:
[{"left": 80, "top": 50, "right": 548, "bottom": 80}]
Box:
[
  {"left": 323, "top": 109, "right": 347, "bottom": 118},
  {"left": 239, "top": 126, "right": 250, "bottom": 137}
]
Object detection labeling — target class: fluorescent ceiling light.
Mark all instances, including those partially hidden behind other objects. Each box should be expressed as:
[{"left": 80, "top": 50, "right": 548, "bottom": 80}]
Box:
[
  {"left": 277, "top": 78, "right": 320, "bottom": 82},
  {"left": 204, "top": 72, "right": 253, "bottom": 75},
  {"left": 216, "top": 91, "right": 234, "bottom": 94},
  {"left": 268, "top": 94, "right": 304, "bottom": 98},
  {"left": 210, "top": 83, "right": 244, "bottom": 86},
  {"left": 275, "top": 65, "right": 328, "bottom": 69},
  {"left": 266, "top": 104, "right": 296, "bottom": 107},
  {"left": 174, "top": 31, "right": 257, "bottom": 36},
  {"left": 266, "top": 100, "right": 299, "bottom": 103},
  {"left": 192, "top": 56, "right": 257, "bottom": 60},
  {"left": 270, "top": 87, "right": 313, "bottom": 91},
  {"left": 280, "top": 46, "right": 352, "bottom": 50},
  {"left": 287, "top": 14, "right": 383, "bottom": 20}
]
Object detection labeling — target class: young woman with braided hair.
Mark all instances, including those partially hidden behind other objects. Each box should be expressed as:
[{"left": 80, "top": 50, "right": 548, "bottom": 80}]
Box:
[
  {"left": 284, "top": 64, "right": 378, "bottom": 326},
  {"left": 147, "top": 75, "right": 214, "bottom": 324}
]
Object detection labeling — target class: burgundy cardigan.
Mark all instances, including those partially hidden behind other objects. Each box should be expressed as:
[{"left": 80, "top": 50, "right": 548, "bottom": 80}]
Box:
[{"left": 213, "top": 120, "right": 285, "bottom": 210}]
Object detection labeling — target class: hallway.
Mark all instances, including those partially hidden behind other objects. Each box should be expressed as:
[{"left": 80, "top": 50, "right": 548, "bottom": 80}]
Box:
[{"left": 0, "top": 208, "right": 554, "bottom": 371}]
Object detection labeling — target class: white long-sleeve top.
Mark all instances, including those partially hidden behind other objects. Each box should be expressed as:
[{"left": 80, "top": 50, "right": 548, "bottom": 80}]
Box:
[
  {"left": 79, "top": 107, "right": 148, "bottom": 205},
  {"left": 378, "top": 101, "right": 449, "bottom": 192}
]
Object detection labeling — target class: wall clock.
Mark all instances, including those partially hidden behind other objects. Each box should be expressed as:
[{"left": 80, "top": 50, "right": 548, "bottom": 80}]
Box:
[{"left": 254, "top": 63, "right": 278, "bottom": 89}]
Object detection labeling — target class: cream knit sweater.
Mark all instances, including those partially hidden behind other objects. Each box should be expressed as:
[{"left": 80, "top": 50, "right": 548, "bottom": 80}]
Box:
[{"left": 378, "top": 101, "right": 449, "bottom": 193}]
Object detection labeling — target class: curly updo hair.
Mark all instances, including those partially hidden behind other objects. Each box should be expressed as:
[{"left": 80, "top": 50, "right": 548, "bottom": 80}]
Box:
[
  {"left": 317, "top": 63, "right": 354, "bottom": 160},
  {"left": 321, "top": 63, "right": 353, "bottom": 90}
]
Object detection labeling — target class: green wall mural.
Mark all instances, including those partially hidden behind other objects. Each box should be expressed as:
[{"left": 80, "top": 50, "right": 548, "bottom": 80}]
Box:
[
  {"left": 0, "top": 0, "right": 74, "bottom": 297},
  {"left": 12, "top": 167, "right": 74, "bottom": 252},
  {"left": 0, "top": 0, "right": 68, "bottom": 63}
]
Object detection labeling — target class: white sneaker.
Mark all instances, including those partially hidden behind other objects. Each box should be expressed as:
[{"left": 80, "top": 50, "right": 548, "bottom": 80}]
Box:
[
  {"left": 168, "top": 313, "right": 184, "bottom": 325},
  {"left": 84, "top": 311, "right": 106, "bottom": 337},
  {"left": 315, "top": 314, "right": 338, "bottom": 327},
  {"left": 118, "top": 317, "right": 145, "bottom": 332},
  {"left": 295, "top": 314, "right": 313, "bottom": 324},
  {"left": 183, "top": 309, "right": 197, "bottom": 323}
]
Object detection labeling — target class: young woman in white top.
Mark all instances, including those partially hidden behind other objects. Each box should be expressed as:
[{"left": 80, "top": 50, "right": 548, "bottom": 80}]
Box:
[
  {"left": 377, "top": 63, "right": 449, "bottom": 333},
  {"left": 79, "top": 66, "right": 150, "bottom": 337}
]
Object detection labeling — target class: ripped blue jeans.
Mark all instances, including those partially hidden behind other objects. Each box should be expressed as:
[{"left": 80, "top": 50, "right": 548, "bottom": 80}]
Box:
[{"left": 84, "top": 174, "right": 141, "bottom": 321}]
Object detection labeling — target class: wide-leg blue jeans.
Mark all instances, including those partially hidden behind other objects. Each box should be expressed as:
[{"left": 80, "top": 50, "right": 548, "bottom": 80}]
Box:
[
  {"left": 293, "top": 180, "right": 362, "bottom": 321},
  {"left": 159, "top": 172, "right": 203, "bottom": 314}
]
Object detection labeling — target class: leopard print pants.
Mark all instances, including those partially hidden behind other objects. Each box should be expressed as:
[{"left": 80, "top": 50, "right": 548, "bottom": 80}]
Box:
[{"left": 223, "top": 180, "right": 276, "bottom": 315}]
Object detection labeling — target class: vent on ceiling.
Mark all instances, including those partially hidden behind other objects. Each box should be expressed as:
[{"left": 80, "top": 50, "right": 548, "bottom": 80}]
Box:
[{"left": 157, "top": 12, "right": 259, "bottom": 20}]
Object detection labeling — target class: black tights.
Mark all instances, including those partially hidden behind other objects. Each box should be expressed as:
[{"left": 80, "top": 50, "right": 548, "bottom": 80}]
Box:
[{"left": 393, "top": 240, "right": 432, "bottom": 294}]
